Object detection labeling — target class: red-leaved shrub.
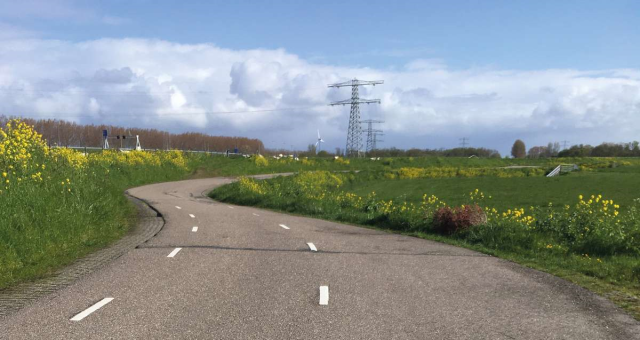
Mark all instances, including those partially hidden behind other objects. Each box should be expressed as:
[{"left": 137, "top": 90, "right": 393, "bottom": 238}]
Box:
[{"left": 432, "top": 204, "right": 487, "bottom": 234}]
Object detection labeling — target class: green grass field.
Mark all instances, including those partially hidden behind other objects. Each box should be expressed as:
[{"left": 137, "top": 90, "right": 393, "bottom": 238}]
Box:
[
  {"left": 347, "top": 169, "right": 640, "bottom": 211},
  {"left": 193, "top": 154, "right": 634, "bottom": 177}
]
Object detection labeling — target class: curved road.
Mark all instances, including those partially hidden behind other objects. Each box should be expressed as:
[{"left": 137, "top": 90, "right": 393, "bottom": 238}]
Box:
[{"left": 1, "top": 177, "right": 638, "bottom": 339}]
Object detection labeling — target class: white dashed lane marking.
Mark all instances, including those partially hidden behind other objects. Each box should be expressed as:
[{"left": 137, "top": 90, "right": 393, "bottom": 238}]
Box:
[
  {"left": 175, "top": 206, "right": 182, "bottom": 210},
  {"left": 307, "top": 243, "right": 317, "bottom": 252},
  {"left": 189, "top": 214, "right": 195, "bottom": 218},
  {"left": 227, "top": 206, "right": 234, "bottom": 209},
  {"left": 319, "top": 286, "right": 329, "bottom": 306},
  {"left": 252, "top": 213, "right": 260, "bottom": 217},
  {"left": 167, "top": 248, "right": 182, "bottom": 257},
  {"left": 279, "top": 224, "right": 290, "bottom": 230},
  {"left": 70, "top": 298, "right": 114, "bottom": 321},
  {"left": 192, "top": 226, "right": 198, "bottom": 232}
]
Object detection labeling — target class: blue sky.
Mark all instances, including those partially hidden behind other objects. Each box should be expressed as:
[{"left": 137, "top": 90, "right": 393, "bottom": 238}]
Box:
[
  {"left": 0, "top": 0, "right": 639, "bottom": 154},
  {"left": 12, "top": 0, "right": 639, "bottom": 70}
]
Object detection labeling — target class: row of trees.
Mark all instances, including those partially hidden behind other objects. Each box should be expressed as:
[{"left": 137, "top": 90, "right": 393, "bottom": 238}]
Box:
[
  {"left": 368, "top": 147, "right": 501, "bottom": 158},
  {"left": 0, "top": 116, "right": 265, "bottom": 153},
  {"left": 559, "top": 142, "right": 640, "bottom": 157},
  {"left": 298, "top": 145, "right": 502, "bottom": 158},
  {"left": 511, "top": 139, "right": 640, "bottom": 158}
]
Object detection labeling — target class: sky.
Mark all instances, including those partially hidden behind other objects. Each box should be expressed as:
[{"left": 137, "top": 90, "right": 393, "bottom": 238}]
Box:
[{"left": 0, "top": 0, "right": 639, "bottom": 155}]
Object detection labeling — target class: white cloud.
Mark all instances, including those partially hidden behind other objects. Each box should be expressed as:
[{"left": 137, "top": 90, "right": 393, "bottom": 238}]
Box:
[{"left": 0, "top": 37, "right": 639, "bottom": 154}]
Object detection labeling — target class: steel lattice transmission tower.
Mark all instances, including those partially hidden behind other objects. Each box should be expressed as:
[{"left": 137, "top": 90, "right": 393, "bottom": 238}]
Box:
[
  {"left": 459, "top": 137, "right": 469, "bottom": 148},
  {"left": 329, "top": 79, "right": 383, "bottom": 157},
  {"left": 361, "top": 119, "right": 384, "bottom": 154},
  {"left": 372, "top": 130, "right": 384, "bottom": 151}
]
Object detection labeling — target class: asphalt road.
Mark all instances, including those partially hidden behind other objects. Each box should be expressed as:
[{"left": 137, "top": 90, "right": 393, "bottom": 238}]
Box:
[{"left": 1, "top": 177, "right": 638, "bottom": 339}]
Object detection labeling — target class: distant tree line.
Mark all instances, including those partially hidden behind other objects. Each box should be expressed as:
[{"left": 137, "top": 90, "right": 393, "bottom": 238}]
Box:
[
  {"left": 557, "top": 142, "right": 640, "bottom": 157},
  {"left": 526, "top": 142, "right": 561, "bottom": 158},
  {"left": 512, "top": 139, "right": 640, "bottom": 158},
  {"left": 367, "top": 147, "right": 501, "bottom": 158},
  {"left": 1, "top": 116, "right": 265, "bottom": 153}
]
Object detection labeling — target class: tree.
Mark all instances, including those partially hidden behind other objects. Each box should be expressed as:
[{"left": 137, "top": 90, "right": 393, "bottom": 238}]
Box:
[
  {"left": 558, "top": 144, "right": 593, "bottom": 157},
  {"left": 307, "top": 143, "right": 317, "bottom": 155},
  {"left": 545, "top": 142, "right": 560, "bottom": 157},
  {"left": 527, "top": 146, "right": 547, "bottom": 158},
  {"left": 511, "top": 140, "right": 526, "bottom": 159}
]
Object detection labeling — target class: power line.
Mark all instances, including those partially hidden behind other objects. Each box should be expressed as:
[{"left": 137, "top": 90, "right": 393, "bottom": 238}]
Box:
[
  {"left": 0, "top": 89, "right": 216, "bottom": 96},
  {"left": 0, "top": 105, "right": 327, "bottom": 119},
  {"left": 0, "top": 85, "right": 335, "bottom": 96}
]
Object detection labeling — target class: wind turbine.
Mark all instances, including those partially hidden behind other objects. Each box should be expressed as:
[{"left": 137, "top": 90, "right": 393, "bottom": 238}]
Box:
[{"left": 315, "top": 130, "right": 325, "bottom": 154}]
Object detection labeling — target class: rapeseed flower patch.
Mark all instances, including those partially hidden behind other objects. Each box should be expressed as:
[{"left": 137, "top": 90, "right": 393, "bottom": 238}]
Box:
[{"left": 0, "top": 119, "right": 203, "bottom": 289}]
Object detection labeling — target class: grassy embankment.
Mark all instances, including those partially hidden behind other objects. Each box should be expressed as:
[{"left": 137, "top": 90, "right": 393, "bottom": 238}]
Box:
[
  {"left": 0, "top": 120, "right": 217, "bottom": 289},
  {"left": 210, "top": 159, "right": 640, "bottom": 319}
]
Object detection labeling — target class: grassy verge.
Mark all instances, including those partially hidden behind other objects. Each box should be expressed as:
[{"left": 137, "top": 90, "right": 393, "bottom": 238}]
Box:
[
  {"left": 210, "top": 170, "right": 640, "bottom": 319},
  {"left": 0, "top": 126, "right": 198, "bottom": 289}
]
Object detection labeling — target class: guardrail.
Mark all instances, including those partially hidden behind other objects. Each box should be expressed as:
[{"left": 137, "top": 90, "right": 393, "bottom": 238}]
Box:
[
  {"left": 51, "top": 146, "right": 246, "bottom": 157},
  {"left": 547, "top": 164, "right": 578, "bottom": 177}
]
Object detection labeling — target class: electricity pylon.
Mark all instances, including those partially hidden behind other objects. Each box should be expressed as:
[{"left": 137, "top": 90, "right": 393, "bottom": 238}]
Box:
[
  {"left": 329, "top": 79, "right": 383, "bottom": 157},
  {"left": 459, "top": 137, "right": 469, "bottom": 148},
  {"left": 361, "top": 119, "right": 384, "bottom": 154},
  {"left": 372, "top": 130, "right": 384, "bottom": 151}
]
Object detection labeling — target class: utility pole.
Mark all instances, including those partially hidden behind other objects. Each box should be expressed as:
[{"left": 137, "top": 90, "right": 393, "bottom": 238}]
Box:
[
  {"left": 561, "top": 140, "right": 570, "bottom": 150},
  {"left": 361, "top": 119, "right": 384, "bottom": 154},
  {"left": 329, "top": 78, "right": 383, "bottom": 157},
  {"left": 459, "top": 137, "right": 469, "bottom": 148}
]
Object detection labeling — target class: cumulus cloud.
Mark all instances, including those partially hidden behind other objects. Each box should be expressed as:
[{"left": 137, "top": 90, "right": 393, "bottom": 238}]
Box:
[
  {"left": 93, "top": 67, "right": 134, "bottom": 84},
  {"left": 0, "top": 37, "right": 639, "bottom": 153}
]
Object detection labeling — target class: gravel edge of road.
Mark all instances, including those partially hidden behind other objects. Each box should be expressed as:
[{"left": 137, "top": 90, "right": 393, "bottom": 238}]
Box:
[{"left": 0, "top": 193, "right": 165, "bottom": 318}]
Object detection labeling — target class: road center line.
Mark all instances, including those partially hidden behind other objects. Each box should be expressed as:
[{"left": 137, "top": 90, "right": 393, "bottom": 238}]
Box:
[
  {"left": 279, "top": 224, "right": 290, "bottom": 230},
  {"left": 192, "top": 226, "right": 198, "bottom": 232},
  {"left": 227, "top": 206, "right": 234, "bottom": 209},
  {"left": 189, "top": 214, "right": 195, "bottom": 218},
  {"left": 319, "top": 286, "right": 329, "bottom": 306},
  {"left": 70, "top": 298, "right": 114, "bottom": 321},
  {"left": 175, "top": 206, "right": 182, "bottom": 210},
  {"left": 252, "top": 213, "right": 260, "bottom": 216},
  {"left": 167, "top": 248, "right": 182, "bottom": 257},
  {"left": 307, "top": 243, "right": 317, "bottom": 252}
]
